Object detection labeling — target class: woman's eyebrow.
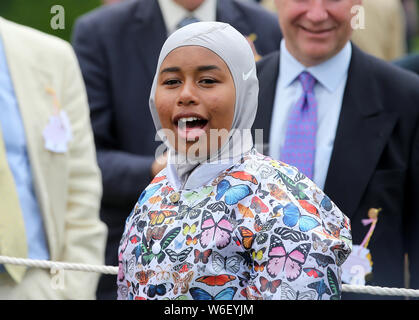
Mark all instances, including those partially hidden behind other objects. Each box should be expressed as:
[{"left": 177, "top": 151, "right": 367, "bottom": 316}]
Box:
[
  {"left": 197, "top": 65, "right": 221, "bottom": 72},
  {"left": 160, "top": 65, "right": 221, "bottom": 74},
  {"left": 160, "top": 66, "right": 181, "bottom": 74}
]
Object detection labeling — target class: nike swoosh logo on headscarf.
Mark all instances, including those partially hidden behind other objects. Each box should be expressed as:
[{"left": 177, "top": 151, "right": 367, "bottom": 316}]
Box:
[{"left": 242, "top": 67, "right": 254, "bottom": 80}]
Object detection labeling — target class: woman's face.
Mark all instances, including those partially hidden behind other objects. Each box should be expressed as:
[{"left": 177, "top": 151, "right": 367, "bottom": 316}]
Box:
[{"left": 155, "top": 46, "right": 236, "bottom": 157}]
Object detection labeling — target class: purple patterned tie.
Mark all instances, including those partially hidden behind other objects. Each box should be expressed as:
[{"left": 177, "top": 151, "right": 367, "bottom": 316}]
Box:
[{"left": 280, "top": 71, "right": 317, "bottom": 179}]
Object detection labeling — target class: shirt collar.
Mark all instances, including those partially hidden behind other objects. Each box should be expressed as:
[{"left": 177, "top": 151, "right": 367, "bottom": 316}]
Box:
[
  {"left": 158, "top": 0, "right": 217, "bottom": 35},
  {"left": 279, "top": 39, "right": 352, "bottom": 92},
  {"left": 166, "top": 156, "right": 236, "bottom": 191}
]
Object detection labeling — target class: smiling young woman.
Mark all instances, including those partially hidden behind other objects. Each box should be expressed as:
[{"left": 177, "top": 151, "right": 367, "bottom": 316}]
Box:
[
  {"left": 117, "top": 22, "right": 352, "bottom": 301},
  {"left": 155, "top": 45, "right": 236, "bottom": 157}
]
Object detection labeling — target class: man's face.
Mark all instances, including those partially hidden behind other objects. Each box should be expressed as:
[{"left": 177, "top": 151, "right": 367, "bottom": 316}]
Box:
[
  {"left": 275, "top": 0, "right": 361, "bottom": 66},
  {"left": 173, "top": 0, "right": 206, "bottom": 11}
]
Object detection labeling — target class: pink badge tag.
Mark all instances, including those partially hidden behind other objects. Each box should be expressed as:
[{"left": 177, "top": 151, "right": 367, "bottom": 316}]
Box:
[
  {"left": 42, "top": 110, "right": 72, "bottom": 153},
  {"left": 341, "top": 245, "right": 372, "bottom": 285}
]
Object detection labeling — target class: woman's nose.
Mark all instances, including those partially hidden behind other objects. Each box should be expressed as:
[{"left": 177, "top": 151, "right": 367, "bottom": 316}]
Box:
[{"left": 177, "top": 81, "right": 198, "bottom": 106}]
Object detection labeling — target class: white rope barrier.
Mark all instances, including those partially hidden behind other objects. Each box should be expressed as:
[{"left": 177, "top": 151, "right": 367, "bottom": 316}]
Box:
[
  {"left": 1, "top": 255, "right": 419, "bottom": 298},
  {"left": 0, "top": 255, "right": 118, "bottom": 275},
  {"left": 342, "top": 284, "right": 419, "bottom": 297}
]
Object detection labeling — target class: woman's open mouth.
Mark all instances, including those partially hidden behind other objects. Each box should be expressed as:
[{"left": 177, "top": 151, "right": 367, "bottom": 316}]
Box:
[{"left": 175, "top": 116, "right": 209, "bottom": 141}]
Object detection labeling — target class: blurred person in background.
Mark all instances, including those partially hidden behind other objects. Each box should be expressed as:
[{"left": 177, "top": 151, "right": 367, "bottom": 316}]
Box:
[
  {"left": 72, "top": 0, "right": 282, "bottom": 300},
  {"left": 253, "top": 0, "right": 419, "bottom": 299},
  {"left": 350, "top": 0, "right": 406, "bottom": 61},
  {"left": 0, "top": 17, "right": 106, "bottom": 299},
  {"left": 259, "top": 0, "right": 407, "bottom": 61},
  {"left": 402, "top": 0, "right": 419, "bottom": 52}
]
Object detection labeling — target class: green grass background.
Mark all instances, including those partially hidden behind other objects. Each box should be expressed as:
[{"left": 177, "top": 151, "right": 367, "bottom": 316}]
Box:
[
  {"left": 0, "top": 0, "right": 418, "bottom": 53},
  {"left": 0, "top": 0, "right": 102, "bottom": 42}
]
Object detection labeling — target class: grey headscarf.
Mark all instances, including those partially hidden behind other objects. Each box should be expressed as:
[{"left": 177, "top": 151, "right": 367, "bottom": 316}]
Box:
[{"left": 149, "top": 22, "right": 259, "bottom": 189}]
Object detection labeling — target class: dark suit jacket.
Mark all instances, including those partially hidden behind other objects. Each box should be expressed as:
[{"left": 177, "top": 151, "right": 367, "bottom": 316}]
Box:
[
  {"left": 394, "top": 53, "right": 419, "bottom": 75},
  {"left": 72, "top": 0, "right": 282, "bottom": 299},
  {"left": 255, "top": 45, "right": 419, "bottom": 299}
]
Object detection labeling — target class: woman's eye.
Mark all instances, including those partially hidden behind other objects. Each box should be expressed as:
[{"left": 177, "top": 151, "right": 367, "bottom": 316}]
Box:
[
  {"left": 163, "top": 79, "right": 181, "bottom": 86},
  {"left": 199, "top": 78, "right": 218, "bottom": 85}
]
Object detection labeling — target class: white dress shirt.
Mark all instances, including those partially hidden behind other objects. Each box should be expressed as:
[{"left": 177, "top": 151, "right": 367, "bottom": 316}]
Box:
[
  {"left": 157, "top": 0, "right": 217, "bottom": 35},
  {"left": 269, "top": 40, "right": 352, "bottom": 189}
]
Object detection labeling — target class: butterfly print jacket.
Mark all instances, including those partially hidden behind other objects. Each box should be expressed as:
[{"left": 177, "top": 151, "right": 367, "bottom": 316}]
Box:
[{"left": 117, "top": 150, "right": 352, "bottom": 300}]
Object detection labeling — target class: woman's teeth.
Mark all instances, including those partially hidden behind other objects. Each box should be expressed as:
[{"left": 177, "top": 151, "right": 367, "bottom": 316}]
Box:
[{"left": 178, "top": 117, "right": 206, "bottom": 128}]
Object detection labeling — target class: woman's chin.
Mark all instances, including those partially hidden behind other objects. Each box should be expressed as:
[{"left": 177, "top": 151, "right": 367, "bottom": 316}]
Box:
[{"left": 173, "top": 140, "right": 216, "bottom": 162}]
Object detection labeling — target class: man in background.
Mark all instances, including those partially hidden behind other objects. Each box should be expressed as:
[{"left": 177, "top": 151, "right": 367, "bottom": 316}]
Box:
[
  {"left": 254, "top": 0, "right": 419, "bottom": 299},
  {"left": 0, "top": 17, "right": 106, "bottom": 299},
  {"left": 259, "top": 0, "right": 407, "bottom": 61}
]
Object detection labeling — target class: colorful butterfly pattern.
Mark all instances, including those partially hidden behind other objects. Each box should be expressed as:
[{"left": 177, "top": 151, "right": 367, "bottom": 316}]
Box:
[{"left": 117, "top": 149, "right": 352, "bottom": 300}]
